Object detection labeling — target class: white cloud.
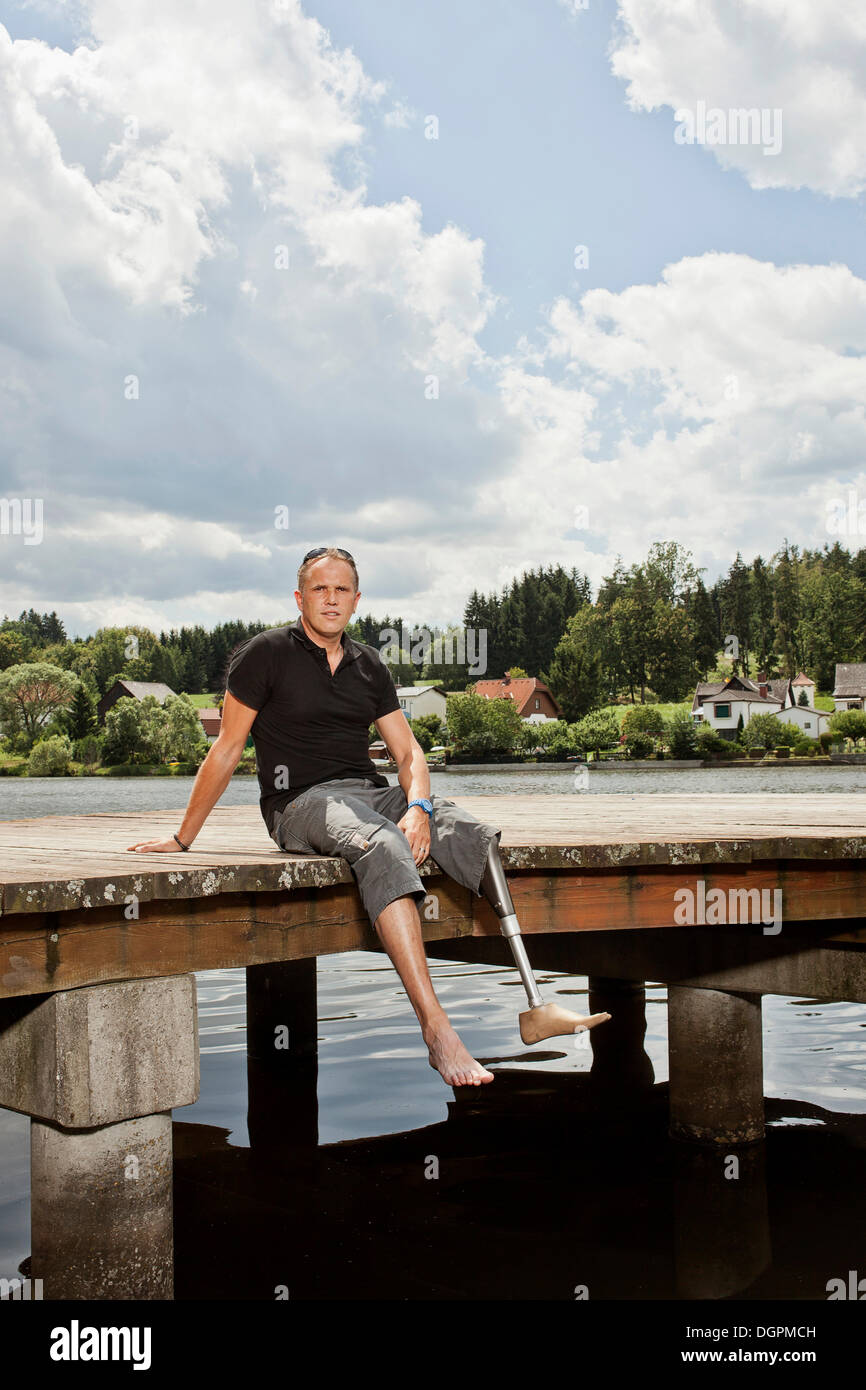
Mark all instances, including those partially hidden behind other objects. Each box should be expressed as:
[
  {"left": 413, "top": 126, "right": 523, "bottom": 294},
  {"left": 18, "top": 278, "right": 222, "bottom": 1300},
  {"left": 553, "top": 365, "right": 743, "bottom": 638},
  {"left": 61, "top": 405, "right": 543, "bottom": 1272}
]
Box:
[
  {"left": 383, "top": 100, "right": 414, "bottom": 129},
  {"left": 610, "top": 0, "right": 866, "bottom": 196},
  {"left": 1, "top": 1, "right": 865, "bottom": 638}
]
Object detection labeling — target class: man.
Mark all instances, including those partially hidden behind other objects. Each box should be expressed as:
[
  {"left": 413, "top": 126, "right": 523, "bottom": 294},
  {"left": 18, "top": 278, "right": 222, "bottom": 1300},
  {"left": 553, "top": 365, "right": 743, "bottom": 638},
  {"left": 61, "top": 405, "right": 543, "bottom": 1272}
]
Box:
[{"left": 129, "top": 546, "right": 502, "bottom": 1085}]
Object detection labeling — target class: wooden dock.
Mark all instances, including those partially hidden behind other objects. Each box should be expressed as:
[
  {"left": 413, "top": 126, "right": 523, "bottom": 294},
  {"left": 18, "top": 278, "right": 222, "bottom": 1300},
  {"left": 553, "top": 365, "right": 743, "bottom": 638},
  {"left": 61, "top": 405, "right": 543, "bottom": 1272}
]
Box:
[{"left": 1, "top": 792, "right": 864, "bottom": 1299}]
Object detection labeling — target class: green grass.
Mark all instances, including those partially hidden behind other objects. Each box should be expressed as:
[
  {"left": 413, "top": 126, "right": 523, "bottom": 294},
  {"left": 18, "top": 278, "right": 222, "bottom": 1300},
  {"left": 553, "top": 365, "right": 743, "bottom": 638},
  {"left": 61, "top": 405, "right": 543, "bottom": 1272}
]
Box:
[
  {"left": 592, "top": 701, "right": 692, "bottom": 727},
  {"left": 183, "top": 693, "right": 221, "bottom": 708}
]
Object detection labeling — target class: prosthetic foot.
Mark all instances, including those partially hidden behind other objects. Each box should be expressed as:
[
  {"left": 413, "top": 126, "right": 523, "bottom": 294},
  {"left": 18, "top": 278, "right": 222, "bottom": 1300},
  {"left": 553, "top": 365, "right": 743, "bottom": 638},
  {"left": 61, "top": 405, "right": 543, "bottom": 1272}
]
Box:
[{"left": 480, "top": 842, "right": 611, "bottom": 1044}]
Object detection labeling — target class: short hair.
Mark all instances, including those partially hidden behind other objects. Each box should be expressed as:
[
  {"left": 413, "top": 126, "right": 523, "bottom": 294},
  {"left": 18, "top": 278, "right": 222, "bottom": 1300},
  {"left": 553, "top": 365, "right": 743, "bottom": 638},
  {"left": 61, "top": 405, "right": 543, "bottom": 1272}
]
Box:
[{"left": 297, "top": 548, "right": 359, "bottom": 594}]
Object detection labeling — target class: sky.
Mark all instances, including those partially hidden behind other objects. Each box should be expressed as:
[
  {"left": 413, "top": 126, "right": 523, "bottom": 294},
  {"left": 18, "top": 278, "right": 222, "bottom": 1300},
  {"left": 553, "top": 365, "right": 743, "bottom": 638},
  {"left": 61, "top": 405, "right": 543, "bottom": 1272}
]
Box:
[{"left": 1, "top": 0, "right": 865, "bottom": 636}]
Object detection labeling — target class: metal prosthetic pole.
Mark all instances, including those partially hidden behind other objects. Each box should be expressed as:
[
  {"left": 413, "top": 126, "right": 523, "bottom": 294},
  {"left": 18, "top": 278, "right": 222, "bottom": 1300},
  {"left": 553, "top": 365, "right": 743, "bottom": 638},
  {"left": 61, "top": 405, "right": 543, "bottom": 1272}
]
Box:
[{"left": 480, "top": 842, "right": 611, "bottom": 1045}]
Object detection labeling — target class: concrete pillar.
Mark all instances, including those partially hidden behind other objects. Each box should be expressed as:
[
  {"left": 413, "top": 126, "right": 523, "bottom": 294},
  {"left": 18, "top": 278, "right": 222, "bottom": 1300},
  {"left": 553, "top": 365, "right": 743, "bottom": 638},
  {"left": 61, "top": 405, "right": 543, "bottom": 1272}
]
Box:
[
  {"left": 31, "top": 1113, "right": 174, "bottom": 1300},
  {"left": 246, "top": 959, "right": 318, "bottom": 1150},
  {"left": 0, "top": 975, "right": 199, "bottom": 1300},
  {"left": 668, "top": 985, "right": 764, "bottom": 1144},
  {"left": 586, "top": 977, "right": 655, "bottom": 1101}
]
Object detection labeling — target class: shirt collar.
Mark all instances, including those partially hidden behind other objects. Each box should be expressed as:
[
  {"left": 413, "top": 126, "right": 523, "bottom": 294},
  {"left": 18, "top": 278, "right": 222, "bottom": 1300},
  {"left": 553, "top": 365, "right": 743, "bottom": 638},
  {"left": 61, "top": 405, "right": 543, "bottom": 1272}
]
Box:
[{"left": 290, "top": 616, "right": 360, "bottom": 663}]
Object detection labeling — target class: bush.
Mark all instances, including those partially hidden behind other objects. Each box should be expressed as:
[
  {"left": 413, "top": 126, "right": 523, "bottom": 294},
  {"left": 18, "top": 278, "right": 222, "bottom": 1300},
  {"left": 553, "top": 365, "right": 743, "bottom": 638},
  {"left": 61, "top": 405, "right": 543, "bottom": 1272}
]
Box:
[
  {"left": 715, "top": 740, "right": 746, "bottom": 759},
  {"left": 573, "top": 710, "right": 620, "bottom": 754},
  {"left": 625, "top": 731, "right": 654, "bottom": 759},
  {"left": 742, "top": 713, "right": 781, "bottom": 751},
  {"left": 666, "top": 709, "right": 699, "bottom": 759},
  {"left": 72, "top": 733, "right": 103, "bottom": 765},
  {"left": 829, "top": 709, "right": 866, "bottom": 742},
  {"left": 773, "top": 722, "right": 801, "bottom": 748},
  {"left": 695, "top": 726, "right": 725, "bottom": 756},
  {"left": 27, "top": 734, "right": 72, "bottom": 776},
  {"left": 621, "top": 706, "right": 666, "bottom": 742},
  {"left": 818, "top": 731, "right": 834, "bottom": 753}
]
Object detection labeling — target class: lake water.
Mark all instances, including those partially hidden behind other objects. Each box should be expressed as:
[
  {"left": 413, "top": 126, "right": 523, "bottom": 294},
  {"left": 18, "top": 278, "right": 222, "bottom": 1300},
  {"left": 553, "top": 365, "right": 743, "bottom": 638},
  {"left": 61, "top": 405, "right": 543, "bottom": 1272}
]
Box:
[{"left": 1, "top": 766, "right": 865, "bottom": 1300}]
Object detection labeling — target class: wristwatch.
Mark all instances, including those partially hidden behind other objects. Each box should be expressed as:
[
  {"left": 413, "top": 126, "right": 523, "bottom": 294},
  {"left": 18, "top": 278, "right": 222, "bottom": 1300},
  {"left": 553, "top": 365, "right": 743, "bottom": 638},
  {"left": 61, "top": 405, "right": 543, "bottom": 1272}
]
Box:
[{"left": 407, "top": 797, "right": 433, "bottom": 820}]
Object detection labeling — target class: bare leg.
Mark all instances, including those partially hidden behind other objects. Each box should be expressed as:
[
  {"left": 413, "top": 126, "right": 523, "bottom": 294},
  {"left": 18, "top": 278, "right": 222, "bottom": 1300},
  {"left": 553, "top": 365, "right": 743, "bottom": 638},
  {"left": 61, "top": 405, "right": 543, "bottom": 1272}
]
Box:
[{"left": 374, "top": 894, "right": 494, "bottom": 1086}]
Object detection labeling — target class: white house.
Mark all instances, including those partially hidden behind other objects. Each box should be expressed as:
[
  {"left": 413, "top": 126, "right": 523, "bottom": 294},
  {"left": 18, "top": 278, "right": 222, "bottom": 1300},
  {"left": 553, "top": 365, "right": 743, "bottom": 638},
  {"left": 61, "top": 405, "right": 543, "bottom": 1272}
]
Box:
[
  {"left": 773, "top": 705, "right": 830, "bottom": 738},
  {"left": 693, "top": 671, "right": 829, "bottom": 741},
  {"left": 395, "top": 684, "right": 448, "bottom": 722},
  {"left": 691, "top": 675, "right": 782, "bottom": 739},
  {"left": 833, "top": 663, "right": 866, "bottom": 712}
]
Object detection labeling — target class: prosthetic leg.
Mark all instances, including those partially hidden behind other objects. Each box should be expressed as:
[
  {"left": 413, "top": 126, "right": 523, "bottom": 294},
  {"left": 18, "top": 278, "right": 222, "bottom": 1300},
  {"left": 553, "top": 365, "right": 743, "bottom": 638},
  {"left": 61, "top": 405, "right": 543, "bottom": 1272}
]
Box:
[{"left": 480, "top": 842, "right": 611, "bottom": 1045}]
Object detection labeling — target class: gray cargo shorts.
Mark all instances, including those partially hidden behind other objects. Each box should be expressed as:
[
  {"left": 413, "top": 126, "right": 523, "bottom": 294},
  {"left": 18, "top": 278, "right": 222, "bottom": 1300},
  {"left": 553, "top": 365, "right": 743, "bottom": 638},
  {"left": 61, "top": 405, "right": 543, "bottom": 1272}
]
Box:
[{"left": 270, "top": 777, "right": 502, "bottom": 926}]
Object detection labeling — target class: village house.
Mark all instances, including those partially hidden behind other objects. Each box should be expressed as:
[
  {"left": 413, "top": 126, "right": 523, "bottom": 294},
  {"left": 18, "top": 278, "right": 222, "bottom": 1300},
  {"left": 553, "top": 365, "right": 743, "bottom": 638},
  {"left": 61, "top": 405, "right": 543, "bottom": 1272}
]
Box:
[
  {"left": 97, "top": 679, "right": 219, "bottom": 742},
  {"left": 395, "top": 684, "right": 448, "bottom": 723},
  {"left": 198, "top": 708, "right": 222, "bottom": 742},
  {"left": 96, "top": 680, "right": 177, "bottom": 723},
  {"left": 691, "top": 672, "right": 829, "bottom": 740},
  {"left": 832, "top": 663, "right": 866, "bottom": 712},
  {"left": 472, "top": 673, "right": 562, "bottom": 723}
]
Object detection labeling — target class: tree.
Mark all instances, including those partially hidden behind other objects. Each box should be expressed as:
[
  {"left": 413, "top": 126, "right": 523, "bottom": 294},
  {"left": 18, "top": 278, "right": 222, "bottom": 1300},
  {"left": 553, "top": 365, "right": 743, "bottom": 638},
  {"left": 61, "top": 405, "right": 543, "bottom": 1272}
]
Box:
[
  {"left": 750, "top": 556, "right": 775, "bottom": 673},
  {"left": 829, "top": 709, "right": 866, "bottom": 742},
  {"left": 774, "top": 722, "right": 801, "bottom": 748},
  {"left": 27, "top": 733, "right": 72, "bottom": 776},
  {"left": 621, "top": 705, "right": 666, "bottom": 740},
  {"left": 797, "top": 688, "right": 809, "bottom": 706},
  {"left": 164, "top": 694, "right": 208, "bottom": 762},
  {"left": 408, "top": 718, "right": 435, "bottom": 752},
  {"left": 643, "top": 541, "right": 699, "bottom": 606},
  {"left": 62, "top": 683, "right": 99, "bottom": 741},
  {"left": 0, "top": 630, "right": 28, "bottom": 671},
  {"left": 609, "top": 573, "right": 654, "bottom": 702},
  {"left": 796, "top": 568, "right": 863, "bottom": 691},
  {"left": 666, "top": 709, "right": 699, "bottom": 759},
  {"left": 773, "top": 541, "right": 802, "bottom": 674},
  {"left": 742, "top": 713, "right": 781, "bottom": 750},
  {"left": 647, "top": 601, "right": 694, "bottom": 701},
  {"left": 444, "top": 690, "right": 488, "bottom": 752},
  {"left": 444, "top": 689, "right": 523, "bottom": 753},
  {"left": 410, "top": 712, "right": 444, "bottom": 746},
  {"left": 0, "top": 662, "right": 79, "bottom": 750},
  {"left": 690, "top": 577, "right": 719, "bottom": 680},
  {"left": 545, "top": 607, "right": 605, "bottom": 720},
  {"left": 573, "top": 710, "right": 619, "bottom": 754},
  {"left": 102, "top": 698, "right": 147, "bottom": 764},
  {"left": 89, "top": 626, "right": 163, "bottom": 695},
  {"left": 137, "top": 695, "right": 170, "bottom": 763},
  {"left": 720, "top": 552, "right": 752, "bottom": 675}
]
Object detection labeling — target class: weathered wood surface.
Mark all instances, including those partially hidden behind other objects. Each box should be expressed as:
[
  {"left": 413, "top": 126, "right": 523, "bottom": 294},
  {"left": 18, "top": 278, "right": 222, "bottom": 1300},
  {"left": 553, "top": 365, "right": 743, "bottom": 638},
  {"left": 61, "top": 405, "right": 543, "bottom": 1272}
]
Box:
[{"left": 1, "top": 794, "right": 864, "bottom": 916}]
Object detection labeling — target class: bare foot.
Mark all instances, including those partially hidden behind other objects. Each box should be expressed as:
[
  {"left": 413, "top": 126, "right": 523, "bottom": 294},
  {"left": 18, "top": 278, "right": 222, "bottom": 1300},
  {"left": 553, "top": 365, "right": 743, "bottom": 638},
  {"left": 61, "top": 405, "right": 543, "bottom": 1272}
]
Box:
[{"left": 423, "top": 1018, "right": 495, "bottom": 1087}]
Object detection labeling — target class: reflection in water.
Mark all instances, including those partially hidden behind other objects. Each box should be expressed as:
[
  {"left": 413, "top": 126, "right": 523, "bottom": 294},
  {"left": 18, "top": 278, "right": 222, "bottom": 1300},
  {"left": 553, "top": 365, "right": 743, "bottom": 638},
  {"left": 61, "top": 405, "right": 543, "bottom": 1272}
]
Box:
[{"left": 1, "top": 951, "right": 865, "bottom": 1298}]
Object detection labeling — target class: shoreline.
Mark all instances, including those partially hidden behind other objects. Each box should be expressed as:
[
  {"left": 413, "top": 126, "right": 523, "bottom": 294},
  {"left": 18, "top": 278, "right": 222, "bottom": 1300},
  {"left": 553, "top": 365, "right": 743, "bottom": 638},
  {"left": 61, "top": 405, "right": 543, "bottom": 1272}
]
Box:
[{"left": 3, "top": 756, "right": 864, "bottom": 780}]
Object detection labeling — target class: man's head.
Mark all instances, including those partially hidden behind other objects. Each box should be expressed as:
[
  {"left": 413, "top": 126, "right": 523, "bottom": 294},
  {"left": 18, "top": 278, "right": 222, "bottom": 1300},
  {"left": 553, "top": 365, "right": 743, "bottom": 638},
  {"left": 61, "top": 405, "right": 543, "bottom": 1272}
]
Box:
[{"left": 295, "top": 547, "right": 360, "bottom": 640}]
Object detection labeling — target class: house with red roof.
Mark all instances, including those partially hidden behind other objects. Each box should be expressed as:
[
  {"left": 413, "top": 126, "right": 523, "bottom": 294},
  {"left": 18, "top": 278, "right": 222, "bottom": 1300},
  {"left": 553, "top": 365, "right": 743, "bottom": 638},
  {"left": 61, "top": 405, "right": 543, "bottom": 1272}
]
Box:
[{"left": 471, "top": 672, "right": 562, "bottom": 723}]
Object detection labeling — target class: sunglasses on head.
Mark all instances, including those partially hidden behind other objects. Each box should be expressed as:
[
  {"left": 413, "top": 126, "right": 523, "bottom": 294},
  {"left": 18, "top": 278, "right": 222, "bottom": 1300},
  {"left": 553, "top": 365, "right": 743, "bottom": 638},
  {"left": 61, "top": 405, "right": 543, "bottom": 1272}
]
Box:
[{"left": 303, "top": 546, "right": 355, "bottom": 563}]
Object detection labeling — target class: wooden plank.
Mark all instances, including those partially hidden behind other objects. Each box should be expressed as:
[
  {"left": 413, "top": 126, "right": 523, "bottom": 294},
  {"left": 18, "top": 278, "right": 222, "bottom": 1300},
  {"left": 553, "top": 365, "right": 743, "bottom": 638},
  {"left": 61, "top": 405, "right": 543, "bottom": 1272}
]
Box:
[
  {"left": 0, "top": 858, "right": 863, "bottom": 999},
  {"left": 1, "top": 796, "right": 865, "bottom": 915},
  {"left": 0, "top": 877, "right": 472, "bottom": 998}
]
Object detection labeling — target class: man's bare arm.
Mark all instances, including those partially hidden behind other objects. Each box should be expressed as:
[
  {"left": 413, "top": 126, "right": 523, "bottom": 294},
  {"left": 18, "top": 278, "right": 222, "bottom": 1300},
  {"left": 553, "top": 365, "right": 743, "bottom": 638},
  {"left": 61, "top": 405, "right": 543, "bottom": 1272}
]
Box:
[
  {"left": 127, "top": 691, "right": 259, "bottom": 852},
  {"left": 374, "top": 709, "right": 431, "bottom": 866}
]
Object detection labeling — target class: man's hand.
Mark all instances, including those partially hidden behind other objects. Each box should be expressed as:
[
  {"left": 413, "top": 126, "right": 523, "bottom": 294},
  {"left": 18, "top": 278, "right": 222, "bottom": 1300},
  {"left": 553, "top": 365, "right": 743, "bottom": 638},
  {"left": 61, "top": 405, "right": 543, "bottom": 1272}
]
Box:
[
  {"left": 127, "top": 838, "right": 190, "bottom": 853},
  {"left": 398, "top": 805, "right": 431, "bottom": 866}
]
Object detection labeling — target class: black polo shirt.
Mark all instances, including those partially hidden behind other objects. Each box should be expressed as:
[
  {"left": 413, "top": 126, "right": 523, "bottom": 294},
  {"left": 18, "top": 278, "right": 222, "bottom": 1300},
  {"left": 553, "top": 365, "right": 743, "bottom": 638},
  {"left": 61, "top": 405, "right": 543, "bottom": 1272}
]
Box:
[{"left": 225, "top": 617, "right": 402, "bottom": 835}]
